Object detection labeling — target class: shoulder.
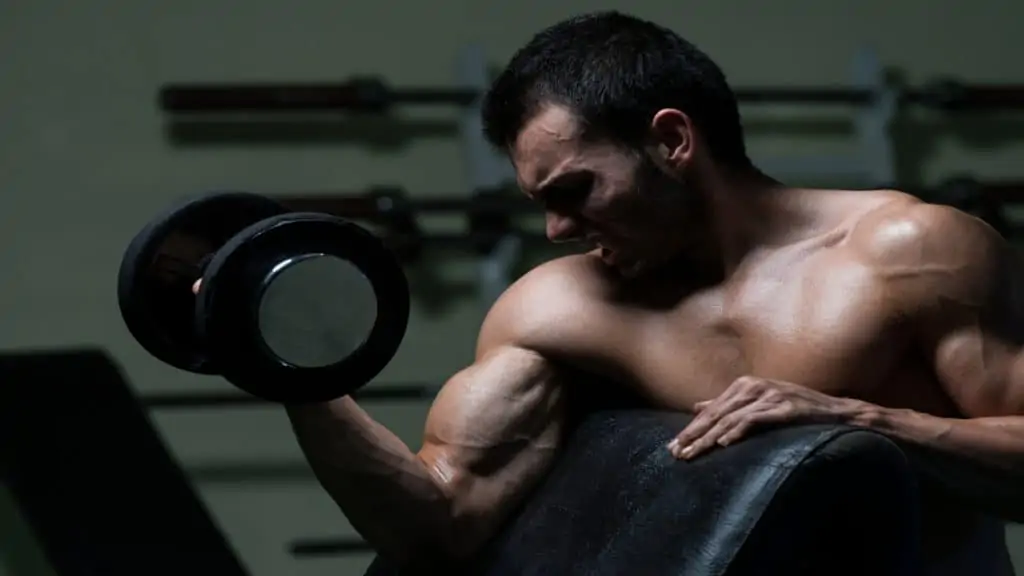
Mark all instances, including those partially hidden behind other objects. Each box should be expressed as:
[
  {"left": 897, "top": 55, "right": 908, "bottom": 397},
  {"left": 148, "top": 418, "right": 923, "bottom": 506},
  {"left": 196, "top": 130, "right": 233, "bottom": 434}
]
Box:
[
  {"left": 848, "top": 192, "right": 1002, "bottom": 267},
  {"left": 476, "top": 253, "right": 629, "bottom": 358},
  {"left": 845, "top": 192, "right": 1007, "bottom": 306}
]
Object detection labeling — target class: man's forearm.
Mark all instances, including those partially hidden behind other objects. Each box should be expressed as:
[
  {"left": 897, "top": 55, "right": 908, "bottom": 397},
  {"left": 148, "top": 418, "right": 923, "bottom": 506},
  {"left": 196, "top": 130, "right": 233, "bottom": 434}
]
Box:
[
  {"left": 286, "top": 398, "right": 455, "bottom": 563},
  {"left": 853, "top": 403, "right": 1024, "bottom": 473},
  {"left": 851, "top": 404, "right": 1024, "bottom": 520}
]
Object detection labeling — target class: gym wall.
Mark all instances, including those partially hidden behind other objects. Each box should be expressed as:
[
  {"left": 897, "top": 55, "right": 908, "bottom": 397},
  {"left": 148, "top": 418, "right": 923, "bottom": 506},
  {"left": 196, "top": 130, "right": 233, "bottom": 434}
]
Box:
[{"left": 1, "top": 1, "right": 1021, "bottom": 575}]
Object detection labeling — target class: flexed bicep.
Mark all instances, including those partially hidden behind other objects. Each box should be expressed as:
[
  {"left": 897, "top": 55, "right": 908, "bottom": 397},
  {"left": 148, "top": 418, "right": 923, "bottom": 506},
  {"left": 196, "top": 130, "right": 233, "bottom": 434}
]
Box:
[{"left": 418, "top": 346, "right": 565, "bottom": 554}]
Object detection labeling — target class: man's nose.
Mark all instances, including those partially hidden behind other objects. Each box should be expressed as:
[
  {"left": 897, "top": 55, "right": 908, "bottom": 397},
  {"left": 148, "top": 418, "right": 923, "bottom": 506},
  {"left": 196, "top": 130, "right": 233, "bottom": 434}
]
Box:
[{"left": 545, "top": 212, "right": 582, "bottom": 243}]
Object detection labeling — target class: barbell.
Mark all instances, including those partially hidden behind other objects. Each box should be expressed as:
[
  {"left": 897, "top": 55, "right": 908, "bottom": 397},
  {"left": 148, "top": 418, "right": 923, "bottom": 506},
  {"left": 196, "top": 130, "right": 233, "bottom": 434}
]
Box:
[
  {"left": 159, "top": 76, "right": 1024, "bottom": 114},
  {"left": 118, "top": 192, "right": 410, "bottom": 403},
  {"left": 274, "top": 176, "right": 1024, "bottom": 259}
]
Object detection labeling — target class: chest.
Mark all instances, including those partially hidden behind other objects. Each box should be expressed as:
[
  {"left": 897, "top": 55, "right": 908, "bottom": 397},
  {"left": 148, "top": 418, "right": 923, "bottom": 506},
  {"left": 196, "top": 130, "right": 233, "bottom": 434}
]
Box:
[{"left": 626, "top": 255, "right": 907, "bottom": 408}]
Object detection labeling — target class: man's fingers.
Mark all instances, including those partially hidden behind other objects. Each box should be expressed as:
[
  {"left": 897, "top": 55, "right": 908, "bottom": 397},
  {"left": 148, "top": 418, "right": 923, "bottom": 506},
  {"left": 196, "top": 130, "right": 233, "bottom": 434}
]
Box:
[
  {"left": 710, "top": 403, "right": 764, "bottom": 449},
  {"left": 674, "top": 433, "right": 716, "bottom": 459},
  {"left": 671, "top": 403, "right": 727, "bottom": 452},
  {"left": 671, "top": 401, "right": 756, "bottom": 459},
  {"left": 672, "top": 402, "right": 796, "bottom": 459},
  {"left": 675, "top": 405, "right": 716, "bottom": 446},
  {"left": 192, "top": 279, "right": 202, "bottom": 295},
  {"left": 671, "top": 400, "right": 725, "bottom": 449},
  {"left": 676, "top": 414, "right": 740, "bottom": 459},
  {"left": 717, "top": 406, "right": 791, "bottom": 447},
  {"left": 672, "top": 391, "right": 758, "bottom": 451}
]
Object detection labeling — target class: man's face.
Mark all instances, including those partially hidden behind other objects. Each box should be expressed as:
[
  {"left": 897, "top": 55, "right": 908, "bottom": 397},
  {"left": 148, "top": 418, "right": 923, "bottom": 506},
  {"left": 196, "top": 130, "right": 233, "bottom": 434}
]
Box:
[{"left": 511, "top": 105, "right": 704, "bottom": 277}]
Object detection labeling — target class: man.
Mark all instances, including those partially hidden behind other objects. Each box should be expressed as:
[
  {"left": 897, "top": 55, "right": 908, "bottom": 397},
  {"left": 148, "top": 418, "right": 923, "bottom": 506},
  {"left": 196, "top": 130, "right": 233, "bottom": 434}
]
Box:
[{"left": 279, "top": 11, "right": 1024, "bottom": 574}]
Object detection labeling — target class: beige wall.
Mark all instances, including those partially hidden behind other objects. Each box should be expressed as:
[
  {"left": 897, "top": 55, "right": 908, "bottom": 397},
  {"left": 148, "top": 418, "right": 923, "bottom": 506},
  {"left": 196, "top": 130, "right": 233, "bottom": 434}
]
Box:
[{"left": 2, "top": 1, "right": 1022, "bottom": 575}]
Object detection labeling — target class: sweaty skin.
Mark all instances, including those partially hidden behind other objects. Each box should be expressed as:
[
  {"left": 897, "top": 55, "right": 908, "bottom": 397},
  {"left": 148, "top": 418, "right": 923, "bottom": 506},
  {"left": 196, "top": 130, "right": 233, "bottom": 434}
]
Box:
[{"left": 258, "top": 105, "right": 1021, "bottom": 573}]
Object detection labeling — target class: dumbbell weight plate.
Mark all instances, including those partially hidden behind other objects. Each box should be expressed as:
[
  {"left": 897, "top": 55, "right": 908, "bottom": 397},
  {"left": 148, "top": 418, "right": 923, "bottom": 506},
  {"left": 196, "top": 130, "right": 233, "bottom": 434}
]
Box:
[
  {"left": 196, "top": 212, "right": 410, "bottom": 403},
  {"left": 118, "top": 192, "right": 289, "bottom": 372}
]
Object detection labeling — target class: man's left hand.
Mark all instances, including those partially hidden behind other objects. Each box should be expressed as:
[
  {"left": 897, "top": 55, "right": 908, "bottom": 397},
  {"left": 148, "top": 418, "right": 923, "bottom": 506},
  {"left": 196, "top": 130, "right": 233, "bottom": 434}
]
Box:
[{"left": 668, "top": 376, "right": 865, "bottom": 460}]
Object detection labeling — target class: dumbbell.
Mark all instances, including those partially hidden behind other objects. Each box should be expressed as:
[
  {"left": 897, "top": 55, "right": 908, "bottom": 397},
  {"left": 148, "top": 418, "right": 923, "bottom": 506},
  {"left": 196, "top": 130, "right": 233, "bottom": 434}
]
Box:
[{"left": 118, "top": 192, "right": 410, "bottom": 403}]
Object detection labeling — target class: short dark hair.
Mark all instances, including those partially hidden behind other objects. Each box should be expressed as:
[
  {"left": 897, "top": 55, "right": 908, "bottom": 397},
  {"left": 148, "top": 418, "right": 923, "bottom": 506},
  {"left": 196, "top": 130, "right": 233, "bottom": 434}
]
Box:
[{"left": 482, "top": 11, "right": 750, "bottom": 168}]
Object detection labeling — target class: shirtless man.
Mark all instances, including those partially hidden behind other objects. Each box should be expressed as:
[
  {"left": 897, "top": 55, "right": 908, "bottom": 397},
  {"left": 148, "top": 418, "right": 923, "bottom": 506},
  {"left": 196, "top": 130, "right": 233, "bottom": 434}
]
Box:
[{"left": 234, "top": 11, "right": 1024, "bottom": 574}]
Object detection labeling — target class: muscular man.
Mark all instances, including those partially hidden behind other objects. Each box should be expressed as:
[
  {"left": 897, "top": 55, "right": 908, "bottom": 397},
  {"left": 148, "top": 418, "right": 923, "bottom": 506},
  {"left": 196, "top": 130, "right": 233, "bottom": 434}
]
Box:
[{"left": 279, "top": 12, "right": 1024, "bottom": 574}]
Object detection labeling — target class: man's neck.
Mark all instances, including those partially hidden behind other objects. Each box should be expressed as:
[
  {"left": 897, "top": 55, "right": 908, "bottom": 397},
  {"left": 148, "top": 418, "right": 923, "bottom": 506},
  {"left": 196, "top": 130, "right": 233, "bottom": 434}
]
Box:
[{"left": 700, "top": 168, "right": 812, "bottom": 274}]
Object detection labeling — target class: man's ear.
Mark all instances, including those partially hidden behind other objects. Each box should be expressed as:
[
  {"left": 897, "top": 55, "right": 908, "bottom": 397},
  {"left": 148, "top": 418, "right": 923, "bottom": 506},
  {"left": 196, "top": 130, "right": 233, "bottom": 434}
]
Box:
[{"left": 648, "top": 109, "right": 694, "bottom": 169}]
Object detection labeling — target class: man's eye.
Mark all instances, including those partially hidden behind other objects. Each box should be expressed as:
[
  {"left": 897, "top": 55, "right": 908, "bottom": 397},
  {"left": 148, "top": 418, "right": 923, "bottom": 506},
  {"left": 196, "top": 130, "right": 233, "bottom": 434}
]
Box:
[{"left": 548, "top": 184, "right": 591, "bottom": 208}]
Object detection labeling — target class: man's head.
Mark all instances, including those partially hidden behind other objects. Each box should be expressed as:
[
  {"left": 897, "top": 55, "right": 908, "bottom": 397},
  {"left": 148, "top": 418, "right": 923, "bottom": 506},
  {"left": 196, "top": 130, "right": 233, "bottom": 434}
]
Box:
[{"left": 482, "top": 11, "right": 752, "bottom": 275}]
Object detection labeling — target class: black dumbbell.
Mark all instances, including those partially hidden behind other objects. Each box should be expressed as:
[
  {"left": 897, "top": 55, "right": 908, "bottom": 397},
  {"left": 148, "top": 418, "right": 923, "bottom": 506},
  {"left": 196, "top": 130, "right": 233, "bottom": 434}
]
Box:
[{"left": 118, "top": 192, "right": 410, "bottom": 403}]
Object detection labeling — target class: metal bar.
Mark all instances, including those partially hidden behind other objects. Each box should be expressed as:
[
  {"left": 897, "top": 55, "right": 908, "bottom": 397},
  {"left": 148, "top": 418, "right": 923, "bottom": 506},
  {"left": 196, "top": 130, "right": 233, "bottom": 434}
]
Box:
[
  {"left": 905, "top": 81, "right": 1024, "bottom": 111},
  {"left": 159, "top": 76, "right": 1024, "bottom": 115},
  {"left": 160, "top": 80, "right": 884, "bottom": 113},
  {"left": 923, "top": 178, "right": 1024, "bottom": 206},
  {"left": 276, "top": 178, "right": 1024, "bottom": 219},
  {"left": 158, "top": 82, "right": 881, "bottom": 113},
  {"left": 279, "top": 195, "right": 391, "bottom": 219},
  {"left": 290, "top": 537, "right": 373, "bottom": 556},
  {"left": 733, "top": 87, "right": 872, "bottom": 104},
  {"left": 276, "top": 192, "right": 538, "bottom": 217},
  {"left": 275, "top": 179, "right": 1024, "bottom": 261},
  {"left": 952, "top": 85, "right": 1024, "bottom": 110},
  {"left": 392, "top": 231, "right": 548, "bottom": 254},
  {"left": 159, "top": 83, "right": 959, "bottom": 113},
  {"left": 159, "top": 80, "right": 477, "bottom": 113},
  {"left": 142, "top": 384, "right": 438, "bottom": 410},
  {"left": 978, "top": 180, "right": 1024, "bottom": 203}
]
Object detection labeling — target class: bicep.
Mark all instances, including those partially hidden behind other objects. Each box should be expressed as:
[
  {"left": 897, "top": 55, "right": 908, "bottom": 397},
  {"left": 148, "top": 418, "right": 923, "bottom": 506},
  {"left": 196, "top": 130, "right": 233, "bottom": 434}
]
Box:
[
  {"left": 417, "top": 346, "right": 565, "bottom": 542},
  {"left": 932, "top": 326, "right": 1023, "bottom": 416},
  {"left": 925, "top": 242, "right": 1024, "bottom": 417}
]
